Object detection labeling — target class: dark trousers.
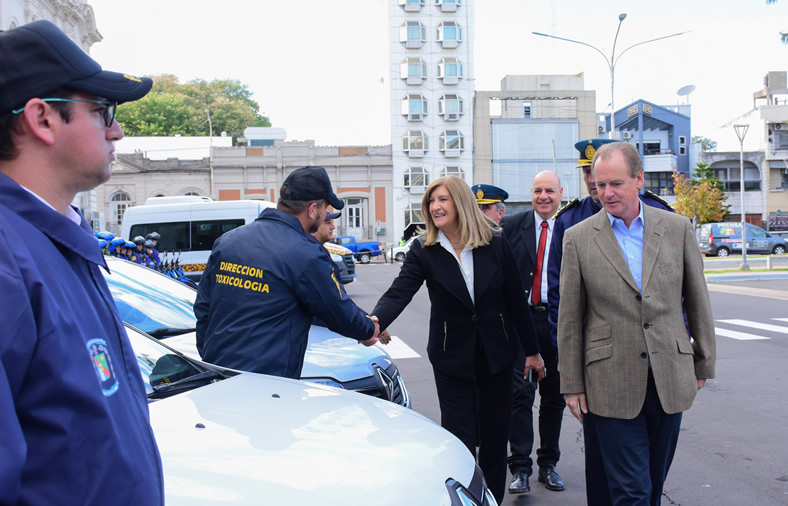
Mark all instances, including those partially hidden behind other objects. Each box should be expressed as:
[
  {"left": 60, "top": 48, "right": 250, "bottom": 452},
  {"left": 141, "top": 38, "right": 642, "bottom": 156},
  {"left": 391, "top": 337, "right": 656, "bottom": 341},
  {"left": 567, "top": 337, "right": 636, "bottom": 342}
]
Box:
[
  {"left": 583, "top": 410, "right": 613, "bottom": 506},
  {"left": 587, "top": 370, "right": 682, "bottom": 506},
  {"left": 508, "top": 307, "right": 565, "bottom": 475},
  {"left": 433, "top": 345, "right": 513, "bottom": 505}
]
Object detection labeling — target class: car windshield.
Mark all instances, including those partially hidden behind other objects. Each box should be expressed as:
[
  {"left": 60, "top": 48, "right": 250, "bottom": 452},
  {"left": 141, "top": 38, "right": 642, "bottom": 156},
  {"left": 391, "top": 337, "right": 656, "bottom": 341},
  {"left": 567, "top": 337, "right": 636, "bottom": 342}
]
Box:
[
  {"left": 103, "top": 259, "right": 197, "bottom": 333},
  {"left": 125, "top": 324, "right": 208, "bottom": 397}
]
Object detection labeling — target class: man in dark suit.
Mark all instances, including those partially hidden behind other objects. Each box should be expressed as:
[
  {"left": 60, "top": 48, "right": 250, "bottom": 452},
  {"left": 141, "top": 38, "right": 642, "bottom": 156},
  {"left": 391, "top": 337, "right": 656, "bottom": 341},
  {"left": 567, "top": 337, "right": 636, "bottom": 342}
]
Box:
[
  {"left": 558, "top": 142, "right": 715, "bottom": 505},
  {"left": 502, "top": 171, "right": 566, "bottom": 495}
]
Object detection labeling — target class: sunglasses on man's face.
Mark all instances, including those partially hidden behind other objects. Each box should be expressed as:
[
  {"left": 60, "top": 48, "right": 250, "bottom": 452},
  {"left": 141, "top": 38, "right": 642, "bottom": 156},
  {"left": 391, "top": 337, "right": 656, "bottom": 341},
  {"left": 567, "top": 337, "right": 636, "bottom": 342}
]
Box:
[{"left": 12, "top": 98, "right": 118, "bottom": 128}]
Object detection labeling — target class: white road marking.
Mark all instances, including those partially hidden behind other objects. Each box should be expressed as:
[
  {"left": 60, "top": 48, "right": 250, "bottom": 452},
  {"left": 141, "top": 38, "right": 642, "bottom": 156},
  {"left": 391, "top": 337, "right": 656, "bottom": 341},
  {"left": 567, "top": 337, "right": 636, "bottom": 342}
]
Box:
[
  {"left": 716, "top": 319, "right": 788, "bottom": 335},
  {"left": 380, "top": 335, "right": 421, "bottom": 359},
  {"left": 714, "top": 328, "right": 771, "bottom": 341},
  {"left": 772, "top": 318, "right": 788, "bottom": 323}
]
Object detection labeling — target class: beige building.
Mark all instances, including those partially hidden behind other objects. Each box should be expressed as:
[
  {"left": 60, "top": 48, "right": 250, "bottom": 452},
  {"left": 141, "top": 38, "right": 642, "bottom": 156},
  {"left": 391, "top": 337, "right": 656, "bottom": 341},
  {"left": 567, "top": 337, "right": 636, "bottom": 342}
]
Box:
[
  {"left": 473, "top": 74, "right": 597, "bottom": 211},
  {"left": 703, "top": 71, "right": 788, "bottom": 231},
  {"left": 99, "top": 140, "right": 396, "bottom": 244}
]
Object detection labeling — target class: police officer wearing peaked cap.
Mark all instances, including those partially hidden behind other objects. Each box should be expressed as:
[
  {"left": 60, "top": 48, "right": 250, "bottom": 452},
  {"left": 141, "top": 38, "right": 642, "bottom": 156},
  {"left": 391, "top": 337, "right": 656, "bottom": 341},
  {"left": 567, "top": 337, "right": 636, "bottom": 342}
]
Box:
[
  {"left": 545, "top": 138, "right": 675, "bottom": 506},
  {"left": 472, "top": 183, "right": 509, "bottom": 225},
  {"left": 195, "top": 166, "right": 386, "bottom": 380}
]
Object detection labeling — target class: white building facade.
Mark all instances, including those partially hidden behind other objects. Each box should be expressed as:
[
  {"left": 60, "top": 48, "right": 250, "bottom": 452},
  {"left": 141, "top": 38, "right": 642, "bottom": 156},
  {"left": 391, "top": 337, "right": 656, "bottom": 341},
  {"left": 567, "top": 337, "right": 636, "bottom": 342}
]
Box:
[{"left": 388, "top": 0, "right": 475, "bottom": 238}]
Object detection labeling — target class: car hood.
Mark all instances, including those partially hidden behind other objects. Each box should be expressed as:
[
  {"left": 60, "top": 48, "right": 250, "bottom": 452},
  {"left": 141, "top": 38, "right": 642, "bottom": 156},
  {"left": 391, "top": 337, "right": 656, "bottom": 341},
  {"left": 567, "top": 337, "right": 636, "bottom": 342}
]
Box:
[
  {"left": 164, "top": 326, "right": 393, "bottom": 383},
  {"left": 151, "top": 373, "right": 474, "bottom": 505}
]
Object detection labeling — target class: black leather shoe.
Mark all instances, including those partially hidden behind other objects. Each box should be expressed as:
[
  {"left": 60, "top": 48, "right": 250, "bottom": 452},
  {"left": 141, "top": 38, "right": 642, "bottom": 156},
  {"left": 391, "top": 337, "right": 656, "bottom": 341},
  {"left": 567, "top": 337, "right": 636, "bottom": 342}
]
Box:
[
  {"left": 538, "top": 465, "right": 565, "bottom": 491},
  {"left": 508, "top": 470, "right": 530, "bottom": 494}
]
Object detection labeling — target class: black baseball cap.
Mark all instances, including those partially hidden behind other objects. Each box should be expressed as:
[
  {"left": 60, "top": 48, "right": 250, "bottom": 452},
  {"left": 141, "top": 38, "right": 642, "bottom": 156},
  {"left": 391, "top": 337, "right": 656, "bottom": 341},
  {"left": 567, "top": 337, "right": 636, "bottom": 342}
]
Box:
[
  {"left": 281, "top": 166, "right": 344, "bottom": 210},
  {"left": 0, "top": 20, "right": 153, "bottom": 116}
]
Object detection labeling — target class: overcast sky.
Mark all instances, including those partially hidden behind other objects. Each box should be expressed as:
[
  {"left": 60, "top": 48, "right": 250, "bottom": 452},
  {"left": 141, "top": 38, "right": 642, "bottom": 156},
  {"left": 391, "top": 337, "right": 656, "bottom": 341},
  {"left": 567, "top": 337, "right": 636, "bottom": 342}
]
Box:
[{"left": 88, "top": 0, "right": 787, "bottom": 147}]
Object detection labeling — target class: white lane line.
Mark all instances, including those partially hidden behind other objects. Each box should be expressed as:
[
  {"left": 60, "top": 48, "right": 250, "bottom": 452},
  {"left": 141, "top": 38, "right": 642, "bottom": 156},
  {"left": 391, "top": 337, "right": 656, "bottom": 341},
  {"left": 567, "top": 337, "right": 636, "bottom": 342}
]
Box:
[
  {"left": 716, "top": 319, "right": 788, "bottom": 334},
  {"left": 772, "top": 318, "right": 788, "bottom": 323},
  {"left": 715, "top": 328, "right": 770, "bottom": 341},
  {"left": 380, "top": 335, "right": 421, "bottom": 359}
]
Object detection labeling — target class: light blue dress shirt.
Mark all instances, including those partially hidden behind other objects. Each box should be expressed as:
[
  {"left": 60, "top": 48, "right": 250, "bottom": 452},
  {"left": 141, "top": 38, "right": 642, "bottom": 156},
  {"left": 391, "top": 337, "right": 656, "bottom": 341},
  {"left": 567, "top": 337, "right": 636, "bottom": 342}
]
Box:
[{"left": 607, "top": 202, "right": 644, "bottom": 292}]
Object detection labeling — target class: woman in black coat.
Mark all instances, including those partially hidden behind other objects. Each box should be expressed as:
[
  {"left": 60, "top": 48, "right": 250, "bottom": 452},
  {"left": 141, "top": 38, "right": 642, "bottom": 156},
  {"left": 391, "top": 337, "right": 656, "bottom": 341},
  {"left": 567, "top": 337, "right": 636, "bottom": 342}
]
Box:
[{"left": 372, "top": 176, "right": 545, "bottom": 504}]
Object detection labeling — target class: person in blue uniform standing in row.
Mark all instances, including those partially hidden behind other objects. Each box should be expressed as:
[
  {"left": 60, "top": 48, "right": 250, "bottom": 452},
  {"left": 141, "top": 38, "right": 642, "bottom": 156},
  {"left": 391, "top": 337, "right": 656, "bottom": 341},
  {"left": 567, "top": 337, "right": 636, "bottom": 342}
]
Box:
[
  {"left": 195, "top": 166, "right": 386, "bottom": 380},
  {"left": 547, "top": 138, "right": 675, "bottom": 506},
  {"left": 0, "top": 20, "right": 163, "bottom": 505}
]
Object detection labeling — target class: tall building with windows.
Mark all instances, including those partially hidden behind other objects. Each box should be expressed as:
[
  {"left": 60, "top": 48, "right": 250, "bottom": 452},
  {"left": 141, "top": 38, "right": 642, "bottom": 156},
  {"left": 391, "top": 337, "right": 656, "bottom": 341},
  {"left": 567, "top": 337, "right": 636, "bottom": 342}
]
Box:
[{"left": 388, "top": 0, "right": 474, "bottom": 238}]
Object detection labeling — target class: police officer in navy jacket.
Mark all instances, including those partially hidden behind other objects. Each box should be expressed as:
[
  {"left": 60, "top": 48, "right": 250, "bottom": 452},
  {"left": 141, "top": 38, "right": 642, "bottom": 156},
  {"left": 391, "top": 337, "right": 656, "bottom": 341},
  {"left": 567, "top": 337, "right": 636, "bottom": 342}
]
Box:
[
  {"left": 195, "top": 167, "right": 383, "bottom": 379},
  {"left": 0, "top": 21, "right": 162, "bottom": 505}
]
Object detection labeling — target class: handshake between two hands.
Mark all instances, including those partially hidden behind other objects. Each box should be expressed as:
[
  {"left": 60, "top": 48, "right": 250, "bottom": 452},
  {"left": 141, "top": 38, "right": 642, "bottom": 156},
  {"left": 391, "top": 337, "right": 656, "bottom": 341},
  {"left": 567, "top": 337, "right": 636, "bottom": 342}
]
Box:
[{"left": 358, "top": 315, "right": 392, "bottom": 347}]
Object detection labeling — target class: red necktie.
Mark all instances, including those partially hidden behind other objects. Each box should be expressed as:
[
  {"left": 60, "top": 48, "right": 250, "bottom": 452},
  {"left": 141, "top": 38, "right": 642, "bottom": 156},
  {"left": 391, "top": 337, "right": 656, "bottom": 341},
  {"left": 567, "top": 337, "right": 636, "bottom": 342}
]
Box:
[{"left": 532, "top": 221, "right": 548, "bottom": 305}]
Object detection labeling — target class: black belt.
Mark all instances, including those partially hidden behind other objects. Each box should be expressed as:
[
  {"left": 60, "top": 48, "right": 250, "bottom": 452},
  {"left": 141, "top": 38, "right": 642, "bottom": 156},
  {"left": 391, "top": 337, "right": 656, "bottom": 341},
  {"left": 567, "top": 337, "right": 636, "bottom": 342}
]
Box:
[{"left": 530, "top": 303, "right": 548, "bottom": 312}]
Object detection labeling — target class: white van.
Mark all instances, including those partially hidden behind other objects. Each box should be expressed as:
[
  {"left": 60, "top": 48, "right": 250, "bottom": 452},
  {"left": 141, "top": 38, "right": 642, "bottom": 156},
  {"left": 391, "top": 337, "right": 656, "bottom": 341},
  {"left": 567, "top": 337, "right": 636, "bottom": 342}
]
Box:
[{"left": 121, "top": 196, "right": 275, "bottom": 281}]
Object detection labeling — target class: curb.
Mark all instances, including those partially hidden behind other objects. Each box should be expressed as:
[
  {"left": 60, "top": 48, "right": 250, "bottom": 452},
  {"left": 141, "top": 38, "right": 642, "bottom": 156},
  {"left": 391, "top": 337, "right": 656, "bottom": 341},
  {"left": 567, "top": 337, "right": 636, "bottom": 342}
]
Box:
[{"left": 705, "top": 272, "right": 788, "bottom": 283}]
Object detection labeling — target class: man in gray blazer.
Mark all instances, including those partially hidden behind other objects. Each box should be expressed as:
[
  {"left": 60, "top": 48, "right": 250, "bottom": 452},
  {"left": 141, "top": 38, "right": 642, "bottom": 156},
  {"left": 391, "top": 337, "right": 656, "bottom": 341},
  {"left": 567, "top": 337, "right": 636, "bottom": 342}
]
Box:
[{"left": 557, "top": 142, "right": 715, "bottom": 505}]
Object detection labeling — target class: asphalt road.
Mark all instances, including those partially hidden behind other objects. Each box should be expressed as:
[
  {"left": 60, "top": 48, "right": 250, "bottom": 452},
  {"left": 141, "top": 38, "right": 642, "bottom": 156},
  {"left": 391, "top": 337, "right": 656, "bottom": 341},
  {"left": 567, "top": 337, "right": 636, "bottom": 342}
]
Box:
[{"left": 346, "top": 259, "right": 788, "bottom": 506}]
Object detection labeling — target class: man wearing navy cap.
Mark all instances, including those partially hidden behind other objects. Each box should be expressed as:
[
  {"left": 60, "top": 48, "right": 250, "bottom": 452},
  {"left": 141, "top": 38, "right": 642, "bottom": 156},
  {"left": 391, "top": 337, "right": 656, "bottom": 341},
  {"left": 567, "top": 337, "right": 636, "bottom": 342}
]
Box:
[
  {"left": 546, "top": 139, "right": 676, "bottom": 505},
  {"left": 0, "top": 20, "right": 162, "bottom": 504},
  {"left": 195, "top": 166, "right": 385, "bottom": 380},
  {"left": 472, "top": 183, "right": 508, "bottom": 224}
]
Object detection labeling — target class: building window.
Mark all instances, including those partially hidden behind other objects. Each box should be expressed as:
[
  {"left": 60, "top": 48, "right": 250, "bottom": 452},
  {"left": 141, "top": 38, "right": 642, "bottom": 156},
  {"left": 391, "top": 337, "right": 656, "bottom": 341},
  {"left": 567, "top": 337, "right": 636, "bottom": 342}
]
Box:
[
  {"left": 404, "top": 203, "right": 424, "bottom": 228},
  {"left": 399, "top": 0, "right": 424, "bottom": 12},
  {"left": 402, "top": 130, "right": 428, "bottom": 157},
  {"left": 437, "top": 57, "right": 463, "bottom": 85},
  {"left": 679, "top": 146, "right": 687, "bottom": 155},
  {"left": 404, "top": 167, "right": 429, "bottom": 191},
  {"left": 774, "top": 130, "right": 788, "bottom": 151},
  {"left": 400, "top": 21, "right": 425, "bottom": 49},
  {"left": 710, "top": 164, "right": 761, "bottom": 191},
  {"left": 440, "top": 166, "right": 465, "bottom": 178},
  {"left": 110, "top": 192, "right": 132, "bottom": 229},
  {"left": 435, "top": 0, "right": 460, "bottom": 12},
  {"left": 438, "top": 94, "right": 463, "bottom": 121},
  {"left": 679, "top": 135, "right": 686, "bottom": 145},
  {"left": 401, "top": 94, "right": 427, "bottom": 121},
  {"left": 439, "top": 130, "right": 464, "bottom": 156},
  {"left": 400, "top": 57, "right": 426, "bottom": 85},
  {"left": 436, "top": 21, "right": 461, "bottom": 48},
  {"left": 523, "top": 102, "right": 532, "bottom": 118},
  {"left": 644, "top": 172, "right": 675, "bottom": 196}
]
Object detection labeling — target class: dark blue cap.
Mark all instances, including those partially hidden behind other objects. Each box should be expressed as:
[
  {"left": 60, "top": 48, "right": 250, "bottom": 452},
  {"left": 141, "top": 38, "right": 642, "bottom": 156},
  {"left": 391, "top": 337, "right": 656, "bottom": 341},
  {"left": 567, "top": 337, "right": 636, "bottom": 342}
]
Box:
[
  {"left": 325, "top": 211, "right": 341, "bottom": 220},
  {"left": 471, "top": 184, "right": 508, "bottom": 204},
  {"left": 574, "top": 138, "right": 617, "bottom": 167},
  {"left": 282, "top": 166, "right": 344, "bottom": 210},
  {"left": 0, "top": 20, "right": 153, "bottom": 115}
]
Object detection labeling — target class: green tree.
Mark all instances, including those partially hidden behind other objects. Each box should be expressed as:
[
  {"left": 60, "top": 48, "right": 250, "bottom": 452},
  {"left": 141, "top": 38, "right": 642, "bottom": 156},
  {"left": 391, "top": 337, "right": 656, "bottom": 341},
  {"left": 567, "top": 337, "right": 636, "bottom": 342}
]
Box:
[
  {"left": 673, "top": 170, "right": 728, "bottom": 228},
  {"left": 692, "top": 136, "right": 717, "bottom": 152},
  {"left": 115, "top": 75, "right": 271, "bottom": 143},
  {"left": 766, "top": 0, "right": 788, "bottom": 44},
  {"left": 690, "top": 162, "right": 725, "bottom": 194}
]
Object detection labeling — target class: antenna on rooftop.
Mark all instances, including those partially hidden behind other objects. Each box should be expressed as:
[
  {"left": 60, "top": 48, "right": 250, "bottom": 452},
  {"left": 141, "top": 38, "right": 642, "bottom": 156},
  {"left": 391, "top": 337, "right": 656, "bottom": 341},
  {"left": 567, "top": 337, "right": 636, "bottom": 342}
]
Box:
[{"left": 677, "top": 84, "right": 696, "bottom": 105}]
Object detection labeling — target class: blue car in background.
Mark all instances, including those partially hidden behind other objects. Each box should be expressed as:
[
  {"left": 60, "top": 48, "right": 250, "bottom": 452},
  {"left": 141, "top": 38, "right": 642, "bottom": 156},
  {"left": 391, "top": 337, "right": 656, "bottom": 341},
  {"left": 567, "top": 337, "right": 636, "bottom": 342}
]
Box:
[{"left": 103, "top": 257, "right": 410, "bottom": 407}]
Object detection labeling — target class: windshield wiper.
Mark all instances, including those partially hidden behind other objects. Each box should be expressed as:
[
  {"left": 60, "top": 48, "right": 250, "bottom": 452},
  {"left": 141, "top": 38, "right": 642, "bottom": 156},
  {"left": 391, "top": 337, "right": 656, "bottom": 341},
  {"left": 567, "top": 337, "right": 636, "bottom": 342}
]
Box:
[
  {"left": 147, "top": 327, "right": 195, "bottom": 338},
  {"left": 149, "top": 370, "right": 226, "bottom": 399}
]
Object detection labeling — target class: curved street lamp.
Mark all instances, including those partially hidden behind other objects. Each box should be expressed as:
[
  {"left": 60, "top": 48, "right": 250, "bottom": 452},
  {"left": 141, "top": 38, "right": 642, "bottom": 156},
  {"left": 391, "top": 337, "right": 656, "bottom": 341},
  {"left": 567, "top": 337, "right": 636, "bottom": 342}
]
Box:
[
  {"left": 533, "top": 14, "right": 689, "bottom": 138},
  {"left": 733, "top": 123, "right": 750, "bottom": 270}
]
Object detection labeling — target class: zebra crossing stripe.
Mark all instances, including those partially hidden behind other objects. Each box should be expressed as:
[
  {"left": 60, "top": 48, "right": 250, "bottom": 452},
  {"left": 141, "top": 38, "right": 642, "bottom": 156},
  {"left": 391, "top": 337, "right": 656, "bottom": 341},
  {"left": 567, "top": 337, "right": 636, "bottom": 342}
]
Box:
[
  {"left": 715, "top": 328, "right": 771, "bottom": 341},
  {"left": 716, "top": 319, "right": 788, "bottom": 335},
  {"left": 381, "top": 336, "right": 421, "bottom": 359}
]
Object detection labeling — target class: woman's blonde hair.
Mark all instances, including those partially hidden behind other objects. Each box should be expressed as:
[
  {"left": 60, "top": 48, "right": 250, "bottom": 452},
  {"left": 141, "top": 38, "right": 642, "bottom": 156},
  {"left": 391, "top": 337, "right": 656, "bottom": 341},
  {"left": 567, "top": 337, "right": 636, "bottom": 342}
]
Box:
[{"left": 420, "top": 176, "right": 495, "bottom": 247}]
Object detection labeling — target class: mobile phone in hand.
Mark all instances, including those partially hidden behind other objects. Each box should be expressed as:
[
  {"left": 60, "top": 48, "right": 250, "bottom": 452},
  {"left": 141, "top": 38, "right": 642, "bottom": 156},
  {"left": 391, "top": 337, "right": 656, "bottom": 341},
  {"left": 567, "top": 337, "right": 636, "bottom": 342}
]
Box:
[{"left": 528, "top": 368, "right": 538, "bottom": 387}]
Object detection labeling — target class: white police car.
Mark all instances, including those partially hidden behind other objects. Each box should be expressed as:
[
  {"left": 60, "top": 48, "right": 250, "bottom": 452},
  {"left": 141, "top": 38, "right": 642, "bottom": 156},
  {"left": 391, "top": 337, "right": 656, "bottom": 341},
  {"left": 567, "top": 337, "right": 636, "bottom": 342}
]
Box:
[
  {"left": 128, "top": 324, "right": 496, "bottom": 505},
  {"left": 103, "top": 257, "right": 409, "bottom": 407}
]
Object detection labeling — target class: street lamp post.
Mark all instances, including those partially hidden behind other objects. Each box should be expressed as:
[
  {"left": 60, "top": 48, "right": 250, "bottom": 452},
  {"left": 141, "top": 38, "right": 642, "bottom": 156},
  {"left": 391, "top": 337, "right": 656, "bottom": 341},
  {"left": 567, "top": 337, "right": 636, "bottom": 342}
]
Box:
[
  {"left": 533, "top": 15, "right": 689, "bottom": 139},
  {"left": 205, "top": 109, "right": 214, "bottom": 198},
  {"left": 733, "top": 124, "right": 750, "bottom": 270}
]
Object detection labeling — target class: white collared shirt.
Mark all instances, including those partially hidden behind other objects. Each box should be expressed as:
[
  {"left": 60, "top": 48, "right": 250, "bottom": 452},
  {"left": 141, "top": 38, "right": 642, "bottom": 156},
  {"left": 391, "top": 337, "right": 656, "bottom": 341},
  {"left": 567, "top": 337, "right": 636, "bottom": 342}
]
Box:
[
  {"left": 437, "top": 229, "right": 475, "bottom": 304},
  {"left": 532, "top": 211, "right": 555, "bottom": 304},
  {"left": 22, "top": 185, "right": 82, "bottom": 225}
]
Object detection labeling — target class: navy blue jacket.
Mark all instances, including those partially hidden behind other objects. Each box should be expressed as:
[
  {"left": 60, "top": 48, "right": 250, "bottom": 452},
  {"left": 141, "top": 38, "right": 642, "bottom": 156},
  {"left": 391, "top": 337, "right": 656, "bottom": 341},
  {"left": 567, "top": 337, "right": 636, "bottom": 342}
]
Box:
[
  {"left": 547, "top": 192, "right": 674, "bottom": 351},
  {"left": 372, "top": 234, "right": 539, "bottom": 379},
  {"left": 195, "top": 208, "right": 376, "bottom": 379},
  {"left": 0, "top": 173, "right": 163, "bottom": 505}
]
